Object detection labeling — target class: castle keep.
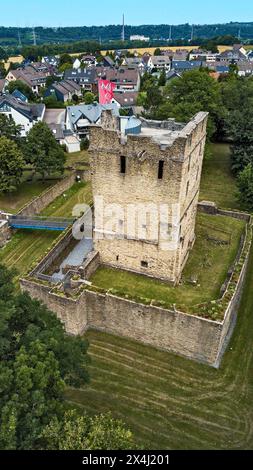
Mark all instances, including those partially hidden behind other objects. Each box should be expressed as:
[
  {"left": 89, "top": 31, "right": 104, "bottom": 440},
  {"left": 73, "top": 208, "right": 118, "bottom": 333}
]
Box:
[{"left": 89, "top": 111, "right": 208, "bottom": 283}]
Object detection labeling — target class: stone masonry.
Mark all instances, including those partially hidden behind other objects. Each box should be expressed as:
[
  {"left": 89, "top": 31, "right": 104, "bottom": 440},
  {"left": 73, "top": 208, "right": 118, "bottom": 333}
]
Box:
[{"left": 89, "top": 111, "right": 208, "bottom": 283}]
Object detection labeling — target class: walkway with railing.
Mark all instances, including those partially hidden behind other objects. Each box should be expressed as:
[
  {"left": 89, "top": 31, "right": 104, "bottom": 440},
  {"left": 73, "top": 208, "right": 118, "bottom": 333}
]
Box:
[{"left": 8, "top": 215, "right": 75, "bottom": 231}]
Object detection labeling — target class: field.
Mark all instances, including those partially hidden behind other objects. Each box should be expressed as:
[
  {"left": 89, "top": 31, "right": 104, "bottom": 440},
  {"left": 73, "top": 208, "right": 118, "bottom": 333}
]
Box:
[
  {"left": 91, "top": 213, "right": 245, "bottom": 317},
  {"left": 200, "top": 143, "right": 239, "bottom": 209},
  {"left": 0, "top": 181, "right": 92, "bottom": 284},
  {"left": 66, "top": 247, "right": 253, "bottom": 449}
]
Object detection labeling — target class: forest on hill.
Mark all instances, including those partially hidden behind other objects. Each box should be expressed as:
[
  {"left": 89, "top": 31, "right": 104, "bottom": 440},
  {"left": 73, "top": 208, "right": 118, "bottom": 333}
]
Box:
[{"left": 0, "top": 22, "right": 253, "bottom": 49}]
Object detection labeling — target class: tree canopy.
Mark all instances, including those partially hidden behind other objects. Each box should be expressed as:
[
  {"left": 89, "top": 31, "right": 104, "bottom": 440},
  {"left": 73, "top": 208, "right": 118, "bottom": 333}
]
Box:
[
  {"left": 25, "top": 122, "right": 66, "bottom": 178},
  {"left": 0, "top": 136, "right": 24, "bottom": 193},
  {"left": 0, "top": 264, "right": 89, "bottom": 449}
]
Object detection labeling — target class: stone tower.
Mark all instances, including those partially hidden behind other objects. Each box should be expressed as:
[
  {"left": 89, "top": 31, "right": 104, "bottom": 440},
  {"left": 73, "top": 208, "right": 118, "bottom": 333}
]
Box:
[{"left": 89, "top": 110, "right": 208, "bottom": 284}]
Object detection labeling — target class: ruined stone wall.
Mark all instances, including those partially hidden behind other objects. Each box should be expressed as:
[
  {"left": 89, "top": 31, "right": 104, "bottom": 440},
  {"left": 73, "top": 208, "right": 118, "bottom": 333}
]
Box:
[
  {"left": 89, "top": 112, "right": 208, "bottom": 283},
  {"left": 18, "top": 173, "right": 76, "bottom": 217},
  {"left": 0, "top": 220, "right": 11, "bottom": 248}
]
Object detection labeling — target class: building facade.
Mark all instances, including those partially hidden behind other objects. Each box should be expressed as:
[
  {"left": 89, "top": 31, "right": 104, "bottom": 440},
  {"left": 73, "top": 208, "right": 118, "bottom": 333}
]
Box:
[{"left": 89, "top": 110, "right": 208, "bottom": 284}]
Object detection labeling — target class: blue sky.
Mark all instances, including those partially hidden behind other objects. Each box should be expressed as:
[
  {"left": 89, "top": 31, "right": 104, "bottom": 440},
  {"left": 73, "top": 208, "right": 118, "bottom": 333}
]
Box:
[{"left": 1, "top": 0, "right": 253, "bottom": 27}]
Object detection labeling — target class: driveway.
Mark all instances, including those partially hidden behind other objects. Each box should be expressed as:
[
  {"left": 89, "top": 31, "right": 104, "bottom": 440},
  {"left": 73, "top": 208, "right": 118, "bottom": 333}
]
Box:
[{"left": 43, "top": 108, "right": 66, "bottom": 125}]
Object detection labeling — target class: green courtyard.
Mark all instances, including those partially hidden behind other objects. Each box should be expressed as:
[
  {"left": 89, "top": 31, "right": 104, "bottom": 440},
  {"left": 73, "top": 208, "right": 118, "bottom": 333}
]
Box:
[{"left": 91, "top": 212, "right": 245, "bottom": 316}]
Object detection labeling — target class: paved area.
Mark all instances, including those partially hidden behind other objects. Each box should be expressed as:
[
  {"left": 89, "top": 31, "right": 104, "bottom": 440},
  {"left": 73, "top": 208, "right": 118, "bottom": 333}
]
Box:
[
  {"left": 52, "top": 238, "right": 93, "bottom": 281},
  {"left": 44, "top": 108, "right": 66, "bottom": 125}
]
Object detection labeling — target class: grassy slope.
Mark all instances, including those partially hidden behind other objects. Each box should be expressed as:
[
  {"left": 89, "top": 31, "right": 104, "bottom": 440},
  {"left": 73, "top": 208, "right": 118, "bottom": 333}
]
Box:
[
  {"left": 91, "top": 213, "right": 245, "bottom": 313},
  {"left": 66, "top": 246, "right": 253, "bottom": 449},
  {"left": 200, "top": 143, "right": 239, "bottom": 210}
]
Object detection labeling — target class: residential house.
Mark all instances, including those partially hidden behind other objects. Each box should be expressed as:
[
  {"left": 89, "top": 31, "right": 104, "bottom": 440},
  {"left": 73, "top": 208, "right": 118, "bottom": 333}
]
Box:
[
  {"left": 73, "top": 58, "right": 81, "bottom": 70},
  {"left": 66, "top": 103, "right": 119, "bottom": 138},
  {"left": 42, "top": 56, "right": 60, "bottom": 67},
  {"left": 5, "top": 68, "right": 48, "bottom": 94},
  {"left": 148, "top": 56, "right": 171, "bottom": 71},
  {"left": 189, "top": 49, "right": 218, "bottom": 62},
  {"left": 11, "top": 89, "right": 28, "bottom": 102},
  {"left": 112, "top": 91, "right": 138, "bottom": 108},
  {"left": 44, "top": 80, "right": 82, "bottom": 102},
  {"left": 102, "top": 56, "right": 115, "bottom": 68},
  {"left": 172, "top": 49, "right": 189, "bottom": 61},
  {"left": 96, "top": 67, "right": 141, "bottom": 92},
  {"left": 64, "top": 68, "right": 97, "bottom": 93},
  {"left": 172, "top": 60, "right": 205, "bottom": 72},
  {"left": 0, "top": 95, "right": 45, "bottom": 137},
  {"left": 81, "top": 55, "right": 97, "bottom": 67},
  {"left": 121, "top": 57, "right": 145, "bottom": 72},
  {"left": 166, "top": 70, "right": 182, "bottom": 82}
]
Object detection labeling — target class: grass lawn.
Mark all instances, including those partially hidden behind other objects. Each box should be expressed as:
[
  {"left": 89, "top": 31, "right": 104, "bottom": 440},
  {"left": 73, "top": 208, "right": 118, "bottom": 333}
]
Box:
[
  {"left": 0, "top": 181, "right": 92, "bottom": 285},
  {"left": 90, "top": 213, "right": 245, "bottom": 314},
  {"left": 200, "top": 143, "right": 240, "bottom": 210},
  {"left": 0, "top": 176, "right": 58, "bottom": 213},
  {"left": 66, "top": 245, "right": 253, "bottom": 449},
  {"left": 65, "top": 150, "right": 90, "bottom": 169}
]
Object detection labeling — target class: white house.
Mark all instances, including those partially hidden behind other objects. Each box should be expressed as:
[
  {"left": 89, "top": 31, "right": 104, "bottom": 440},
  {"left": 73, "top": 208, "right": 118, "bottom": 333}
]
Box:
[
  {"left": 73, "top": 58, "right": 81, "bottom": 70},
  {"left": 148, "top": 56, "right": 171, "bottom": 71},
  {"left": 0, "top": 95, "right": 45, "bottom": 137}
]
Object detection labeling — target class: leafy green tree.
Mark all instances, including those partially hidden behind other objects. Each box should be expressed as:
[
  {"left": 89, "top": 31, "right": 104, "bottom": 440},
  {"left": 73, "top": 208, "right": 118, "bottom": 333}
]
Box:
[
  {"left": 7, "top": 80, "right": 36, "bottom": 101},
  {"left": 59, "top": 62, "right": 73, "bottom": 73},
  {"left": 43, "top": 95, "right": 65, "bottom": 109},
  {"left": 0, "top": 265, "right": 89, "bottom": 450},
  {"left": 0, "top": 136, "right": 24, "bottom": 193},
  {"left": 59, "top": 53, "right": 73, "bottom": 67},
  {"left": 25, "top": 122, "right": 66, "bottom": 178},
  {"left": 153, "top": 69, "right": 224, "bottom": 140},
  {"left": 158, "top": 69, "right": 166, "bottom": 87},
  {"left": 0, "top": 47, "right": 8, "bottom": 61},
  {"left": 41, "top": 411, "right": 136, "bottom": 450},
  {"left": 83, "top": 91, "right": 96, "bottom": 104},
  {"left": 0, "top": 114, "right": 21, "bottom": 142},
  {"left": 221, "top": 77, "right": 253, "bottom": 174},
  {"left": 0, "top": 62, "right": 6, "bottom": 77},
  {"left": 154, "top": 48, "right": 162, "bottom": 56},
  {"left": 237, "top": 163, "right": 253, "bottom": 210}
]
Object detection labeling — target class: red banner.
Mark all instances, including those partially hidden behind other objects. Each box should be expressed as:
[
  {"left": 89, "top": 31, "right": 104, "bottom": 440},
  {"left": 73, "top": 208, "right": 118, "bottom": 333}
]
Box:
[{"left": 98, "top": 79, "right": 116, "bottom": 105}]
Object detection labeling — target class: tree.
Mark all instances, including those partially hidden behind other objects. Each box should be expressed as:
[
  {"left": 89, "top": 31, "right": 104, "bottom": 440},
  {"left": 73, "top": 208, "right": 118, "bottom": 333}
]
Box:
[
  {"left": 41, "top": 411, "right": 136, "bottom": 450},
  {"left": 221, "top": 77, "right": 253, "bottom": 174},
  {"left": 0, "top": 265, "right": 89, "bottom": 450},
  {"left": 237, "top": 163, "right": 253, "bottom": 210},
  {"left": 0, "top": 47, "right": 8, "bottom": 61},
  {"left": 0, "top": 137, "right": 24, "bottom": 193},
  {"left": 158, "top": 69, "right": 166, "bottom": 87},
  {"left": 59, "top": 53, "right": 73, "bottom": 67},
  {"left": 43, "top": 95, "right": 65, "bottom": 109},
  {"left": 25, "top": 122, "right": 66, "bottom": 178},
  {"left": 83, "top": 91, "right": 96, "bottom": 104},
  {"left": 153, "top": 69, "right": 224, "bottom": 140},
  {"left": 154, "top": 48, "right": 162, "bottom": 56},
  {"left": 0, "top": 62, "right": 6, "bottom": 78},
  {"left": 59, "top": 62, "right": 73, "bottom": 73},
  {"left": 7, "top": 80, "right": 35, "bottom": 101},
  {"left": 0, "top": 115, "right": 21, "bottom": 142}
]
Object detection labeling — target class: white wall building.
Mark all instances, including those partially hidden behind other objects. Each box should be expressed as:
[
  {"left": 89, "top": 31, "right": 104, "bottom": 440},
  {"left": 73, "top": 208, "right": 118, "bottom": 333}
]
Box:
[{"left": 0, "top": 95, "right": 45, "bottom": 137}]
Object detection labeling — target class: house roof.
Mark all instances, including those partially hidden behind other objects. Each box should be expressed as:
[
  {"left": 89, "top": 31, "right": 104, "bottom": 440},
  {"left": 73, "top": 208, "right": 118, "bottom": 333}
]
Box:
[
  {"left": 150, "top": 56, "right": 171, "bottom": 66},
  {"left": 0, "top": 95, "right": 45, "bottom": 121},
  {"left": 172, "top": 60, "right": 205, "bottom": 70},
  {"left": 12, "top": 89, "right": 28, "bottom": 102},
  {"left": 103, "top": 56, "right": 115, "bottom": 67},
  {"left": 96, "top": 67, "right": 140, "bottom": 85},
  {"left": 64, "top": 68, "right": 97, "bottom": 83},
  {"left": 67, "top": 103, "right": 119, "bottom": 126},
  {"left": 113, "top": 91, "right": 138, "bottom": 107}
]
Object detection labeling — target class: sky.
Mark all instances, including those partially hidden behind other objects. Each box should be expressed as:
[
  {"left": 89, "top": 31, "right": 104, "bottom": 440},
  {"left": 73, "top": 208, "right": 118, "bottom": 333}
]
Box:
[{"left": 0, "top": 0, "right": 253, "bottom": 27}]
